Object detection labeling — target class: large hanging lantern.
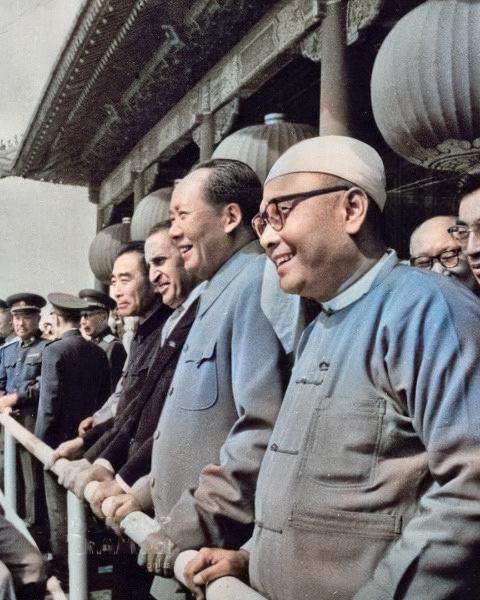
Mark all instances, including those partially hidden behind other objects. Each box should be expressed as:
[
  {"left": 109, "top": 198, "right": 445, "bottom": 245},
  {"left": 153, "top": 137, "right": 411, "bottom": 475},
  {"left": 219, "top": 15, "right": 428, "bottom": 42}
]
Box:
[
  {"left": 212, "top": 114, "right": 317, "bottom": 183},
  {"left": 131, "top": 187, "right": 172, "bottom": 241},
  {"left": 88, "top": 217, "right": 131, "bottom": 284},
  {"left": 371, "top": 0, "right": 480, "bottom": 173}
]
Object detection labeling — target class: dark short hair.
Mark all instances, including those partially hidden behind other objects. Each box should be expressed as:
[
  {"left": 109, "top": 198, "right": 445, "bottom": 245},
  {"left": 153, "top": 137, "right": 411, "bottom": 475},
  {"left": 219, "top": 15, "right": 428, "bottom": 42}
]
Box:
[
  {"left": 192, "top": 159, "right": 262, "bottom": 226},
  {"left": 457, "top": 173, "right": 480, "bottom": 206},
  {"left": 147, "top": 220, "right": 171, "bottom": 238},
  {"left": 115, "top": 241, "right": 148, "bottom": 277}
]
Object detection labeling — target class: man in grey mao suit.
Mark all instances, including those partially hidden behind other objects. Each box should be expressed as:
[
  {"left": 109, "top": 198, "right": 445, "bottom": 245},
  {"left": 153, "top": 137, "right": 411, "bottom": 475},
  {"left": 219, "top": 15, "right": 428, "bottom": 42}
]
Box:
[{"left": 115, "top": 159, "right": 288, "bottom": 600}]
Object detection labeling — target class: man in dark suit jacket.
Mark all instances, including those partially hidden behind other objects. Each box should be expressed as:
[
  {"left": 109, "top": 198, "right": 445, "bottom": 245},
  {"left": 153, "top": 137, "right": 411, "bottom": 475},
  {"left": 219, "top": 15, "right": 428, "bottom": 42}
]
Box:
[
  {"left": 79, "top": 223, "right": 202, "bottom": 516},
  {"left": 52, "top": 242, "right": 170, "bottom": 489},
  {"left": 35, "top": 292, "right": 110, "bottom": 574}
]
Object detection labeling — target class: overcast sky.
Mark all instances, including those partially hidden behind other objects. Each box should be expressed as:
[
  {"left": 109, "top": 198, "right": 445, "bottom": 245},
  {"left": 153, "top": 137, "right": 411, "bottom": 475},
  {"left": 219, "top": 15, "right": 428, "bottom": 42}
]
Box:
[
  {"left": 0, "top": 0, "right": 83, "bottom": 142},
  {"left": 0, "top": 0, "right": 97, "bottom": 304}
]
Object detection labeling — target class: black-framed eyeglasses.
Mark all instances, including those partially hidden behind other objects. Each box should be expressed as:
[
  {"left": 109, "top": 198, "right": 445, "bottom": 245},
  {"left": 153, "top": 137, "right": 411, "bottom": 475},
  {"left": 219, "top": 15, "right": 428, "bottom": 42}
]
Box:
[
  {"left": 447, "top": 223, "right": 480, "bottom": 247},
  {"left": 80, "top": 310, "right": 105, "bottom": 319},
  {"left": 410, "top": 249, "right": 461, "bottom": 270},
  {"left": 251, "top": 185, "right": 350, "bottom": 237}
]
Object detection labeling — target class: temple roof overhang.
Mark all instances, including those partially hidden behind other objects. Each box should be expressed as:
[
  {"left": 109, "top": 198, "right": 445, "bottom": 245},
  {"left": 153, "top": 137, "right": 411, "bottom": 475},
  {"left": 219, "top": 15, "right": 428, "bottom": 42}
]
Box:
[
  {"left": 12, "top": 0, "right": 398, "bottom": 196},
  {"left": 11, "top": 0, "right": 280, "bottom": 186}
]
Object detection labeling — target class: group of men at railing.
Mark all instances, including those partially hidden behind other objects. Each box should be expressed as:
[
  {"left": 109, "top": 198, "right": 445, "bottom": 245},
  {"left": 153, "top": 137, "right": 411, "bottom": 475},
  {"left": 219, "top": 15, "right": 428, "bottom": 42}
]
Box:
[{"left": 2, "top": 135, "right": 480, "bottom": 600}]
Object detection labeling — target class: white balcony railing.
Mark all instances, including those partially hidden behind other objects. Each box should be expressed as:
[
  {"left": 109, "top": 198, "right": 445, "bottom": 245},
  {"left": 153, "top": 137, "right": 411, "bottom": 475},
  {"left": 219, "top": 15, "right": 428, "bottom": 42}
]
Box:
[{"left": 0, "top": 412, "right": 265, "bottom": 600}]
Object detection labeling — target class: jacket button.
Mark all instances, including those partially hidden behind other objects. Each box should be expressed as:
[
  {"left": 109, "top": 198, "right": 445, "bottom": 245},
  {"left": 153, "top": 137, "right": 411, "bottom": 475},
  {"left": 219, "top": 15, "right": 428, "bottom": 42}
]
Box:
[
  {"left": 168, "top": 387, "right": 174, "bottom": 396},
  {"left": 270, "top": 443, "right": 278, "bottom": 452},
  {"left": 153, "top": 430, "right": 160, "bottom": 440}
]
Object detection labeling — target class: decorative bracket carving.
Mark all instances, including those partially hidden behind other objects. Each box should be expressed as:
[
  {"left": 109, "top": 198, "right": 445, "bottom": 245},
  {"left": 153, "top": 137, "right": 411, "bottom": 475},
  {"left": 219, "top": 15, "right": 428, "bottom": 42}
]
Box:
[
  {"left": 300, "top": 30, "right": 322, "bottom": 62},
  {"left": 299, "top": 0, "right": 384, "bottom": 62},
  {"left": 347, "top": 0, "right": 384, "bottom": 44},
  {"left": 213, "top": 97, "right": 240, "bottom": 144}
]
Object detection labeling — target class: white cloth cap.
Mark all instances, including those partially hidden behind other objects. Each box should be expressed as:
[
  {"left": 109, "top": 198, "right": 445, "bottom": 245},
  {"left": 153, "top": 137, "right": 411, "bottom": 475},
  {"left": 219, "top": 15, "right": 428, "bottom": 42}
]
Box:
[{"left": 265, "top": 135, "right": 387, "bottom": 209}]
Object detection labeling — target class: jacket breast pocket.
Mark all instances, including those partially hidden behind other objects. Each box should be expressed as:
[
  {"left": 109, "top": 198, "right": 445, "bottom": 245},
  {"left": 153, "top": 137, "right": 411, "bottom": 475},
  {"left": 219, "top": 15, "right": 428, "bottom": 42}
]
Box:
[
  {"left": 25, "top": 355, "right": 42, "bottom": 377},
  {"left": 179, "top": 341, "right": 217, "bottom": 410},
  {"left": 303, "top": 397, "right": 386, "bottom": 488},
  {"left": 3, "top": 359, "right": 16, "bottom": 379}
]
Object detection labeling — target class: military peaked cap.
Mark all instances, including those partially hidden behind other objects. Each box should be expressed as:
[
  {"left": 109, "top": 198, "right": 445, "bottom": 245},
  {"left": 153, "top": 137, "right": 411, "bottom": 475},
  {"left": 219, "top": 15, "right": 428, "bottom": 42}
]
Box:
[
  {"left": 78, "top": 289, "right": 116, "bottom": 312},
  {"left": 48, "top": 293, "right": 89, "bottom": 317},
  {"left": 7, "top": 293, "right": 46, "bottom": 314}
]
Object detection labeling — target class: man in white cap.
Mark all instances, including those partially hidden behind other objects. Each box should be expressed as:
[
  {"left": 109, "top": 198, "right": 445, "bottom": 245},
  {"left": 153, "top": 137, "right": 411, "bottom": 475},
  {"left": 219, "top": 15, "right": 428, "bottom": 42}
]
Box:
[{"left": 184, "top": 136, "right": 480, "bottom": 600}]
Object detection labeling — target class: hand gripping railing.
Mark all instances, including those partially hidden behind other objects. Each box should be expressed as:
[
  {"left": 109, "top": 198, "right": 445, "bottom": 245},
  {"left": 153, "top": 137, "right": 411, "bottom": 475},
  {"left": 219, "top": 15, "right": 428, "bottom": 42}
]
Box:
[
  {"left": 0, "top": 413, "right": 85, "bottom": 600},
  {"left": 0, "top": 412, "right": 265, "bottom": 600}
]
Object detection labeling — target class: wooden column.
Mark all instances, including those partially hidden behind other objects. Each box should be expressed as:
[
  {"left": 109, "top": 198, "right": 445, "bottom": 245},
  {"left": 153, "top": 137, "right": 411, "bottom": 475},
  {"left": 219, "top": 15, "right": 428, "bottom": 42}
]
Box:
[
  {"left": 133, "top": 170, "right": 146, "bottom": 210},
  {"left": 319, "top": 0, "right": 351, "bottom": 136},
  {"left": 200, "top": 113, "right": 215, "bottom": 160},
  {"left": 193, "top": 113, "right": 215, "bottom": 161}
]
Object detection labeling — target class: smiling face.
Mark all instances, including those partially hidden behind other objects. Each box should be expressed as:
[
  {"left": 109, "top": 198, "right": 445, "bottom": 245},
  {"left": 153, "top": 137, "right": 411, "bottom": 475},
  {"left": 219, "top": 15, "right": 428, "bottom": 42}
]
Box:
[
  {"left": 12, "top": 311, "right": 40, "bottom": 341},
  {"left": 169, "top": 169, "right": 237, "bottom": 281},
  {"left": 110, "top": 251, "right": 155, "bottom": 317},
  {"left": 145, "top": 228, "right": 196, "bottom": 308},
  {"left": 258, "top": 172, "right": 363, "bottom": 302},
  {"left": 409, "top": 215, "right": 477, "bottom": 291},
  {"left": 459, "top": 190, "right": 480, "bottom": 284}
]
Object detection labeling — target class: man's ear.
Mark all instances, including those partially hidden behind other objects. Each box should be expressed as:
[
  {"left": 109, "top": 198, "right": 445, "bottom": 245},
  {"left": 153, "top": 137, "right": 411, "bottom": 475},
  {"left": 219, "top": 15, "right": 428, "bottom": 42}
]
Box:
[
  {"left": 223, "top": 203, "right": 243, "bottom": 234},
  {"left": 343, "top": 188, "right": 370, "bottom": 235}
]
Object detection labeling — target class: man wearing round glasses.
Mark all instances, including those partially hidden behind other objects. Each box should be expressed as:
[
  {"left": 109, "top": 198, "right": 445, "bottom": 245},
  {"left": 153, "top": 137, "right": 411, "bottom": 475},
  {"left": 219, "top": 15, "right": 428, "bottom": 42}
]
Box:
[
  {"left": 448, "top": 175, "right": 480, "bottom": 285},
  {"left": 409, "top": 215, "right": 479, "bottom": 293},
  {"left": 184, "top": 136, "right": 480, "bottom": 600}
]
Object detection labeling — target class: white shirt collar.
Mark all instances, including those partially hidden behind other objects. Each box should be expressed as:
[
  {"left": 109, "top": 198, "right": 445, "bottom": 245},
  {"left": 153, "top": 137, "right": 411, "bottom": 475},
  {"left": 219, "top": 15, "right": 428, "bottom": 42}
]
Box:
[{"left": 321, "top": 250, "right": 398, "bottom": 314}]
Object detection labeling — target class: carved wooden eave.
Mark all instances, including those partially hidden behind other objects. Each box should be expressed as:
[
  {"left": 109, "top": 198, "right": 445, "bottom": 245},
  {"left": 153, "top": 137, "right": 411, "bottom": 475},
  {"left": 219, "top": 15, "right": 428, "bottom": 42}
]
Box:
[
  {"left": 13, "top": 0, "right": 385, "bottom": 204},
  {"left": 12, "top": 0, "right": 279, "bottom": 186},
  {"left": 98, "top": 0, "right": 385, "bottom": 208}
]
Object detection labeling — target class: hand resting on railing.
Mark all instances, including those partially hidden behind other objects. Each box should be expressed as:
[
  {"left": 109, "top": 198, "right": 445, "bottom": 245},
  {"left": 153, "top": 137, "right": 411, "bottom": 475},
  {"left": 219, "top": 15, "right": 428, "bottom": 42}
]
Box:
[{"left": 183, "top": 547, "right": 250, "bottom": 600}]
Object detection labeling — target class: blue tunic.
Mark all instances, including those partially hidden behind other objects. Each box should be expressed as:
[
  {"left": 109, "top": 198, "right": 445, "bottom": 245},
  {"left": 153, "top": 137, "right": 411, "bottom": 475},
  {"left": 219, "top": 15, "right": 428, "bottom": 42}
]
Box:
[
  {"left": 248, "top": 251, "right": 480, "bottom": 600},
  {"left": 0, "top": 332, "right": 50, "bottom": 428}
]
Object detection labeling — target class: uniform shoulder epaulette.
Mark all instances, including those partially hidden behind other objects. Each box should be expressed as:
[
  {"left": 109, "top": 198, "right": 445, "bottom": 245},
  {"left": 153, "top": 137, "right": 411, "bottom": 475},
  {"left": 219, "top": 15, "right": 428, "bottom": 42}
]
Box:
[
  {"left": 103, "top": 334, "right": 116, "bottom": 343},
  {"left": 0, "top": 338, "right": 19, "bottom": 350}
]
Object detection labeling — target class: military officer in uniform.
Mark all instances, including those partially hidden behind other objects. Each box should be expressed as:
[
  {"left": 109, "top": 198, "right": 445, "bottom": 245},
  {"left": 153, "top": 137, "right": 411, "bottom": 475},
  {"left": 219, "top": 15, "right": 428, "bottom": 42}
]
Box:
[
  {"left": 35, "top": 292, "right": 110, "bottom": 578},
  {"left": 0, "top": 293, "right": 50, "bottom": 528},
  {"left": 78, "top": 289, "right": 126, "bottom": 391}
]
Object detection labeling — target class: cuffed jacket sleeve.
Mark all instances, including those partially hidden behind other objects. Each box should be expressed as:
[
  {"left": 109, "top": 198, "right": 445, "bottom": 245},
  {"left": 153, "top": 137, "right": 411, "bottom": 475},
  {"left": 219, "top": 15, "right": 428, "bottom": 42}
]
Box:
[
  {"left": 117, "top": 436, "right": 153, "bottom": 487},
  {"left": 156, "top": 252, "right": 288, "bottom": 550}
]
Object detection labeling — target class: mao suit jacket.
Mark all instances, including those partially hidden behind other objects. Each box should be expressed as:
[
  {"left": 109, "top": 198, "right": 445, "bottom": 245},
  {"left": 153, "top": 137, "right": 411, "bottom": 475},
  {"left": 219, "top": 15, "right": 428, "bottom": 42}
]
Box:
[{"left": 35, "top": 329, "right": 110, "bottom": 448}]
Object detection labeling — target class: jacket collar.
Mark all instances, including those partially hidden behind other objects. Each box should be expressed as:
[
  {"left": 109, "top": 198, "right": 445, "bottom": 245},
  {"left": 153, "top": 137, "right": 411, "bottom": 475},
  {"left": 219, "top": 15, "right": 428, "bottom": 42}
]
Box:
[
  {"left": 20, "top": 329, "right": 43, "bottom": 347},
  {"left": 135, "top": 303, "right": 171, "bottom": 342},
  {"left": 321, "top": 250, "right": 399, "bottom": 315},
  {"left": 62, "top": 329, "right": 81, "bottom": 339},
  {"left": 198, "top": 240, "right": 262, "bottom": 317}
]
